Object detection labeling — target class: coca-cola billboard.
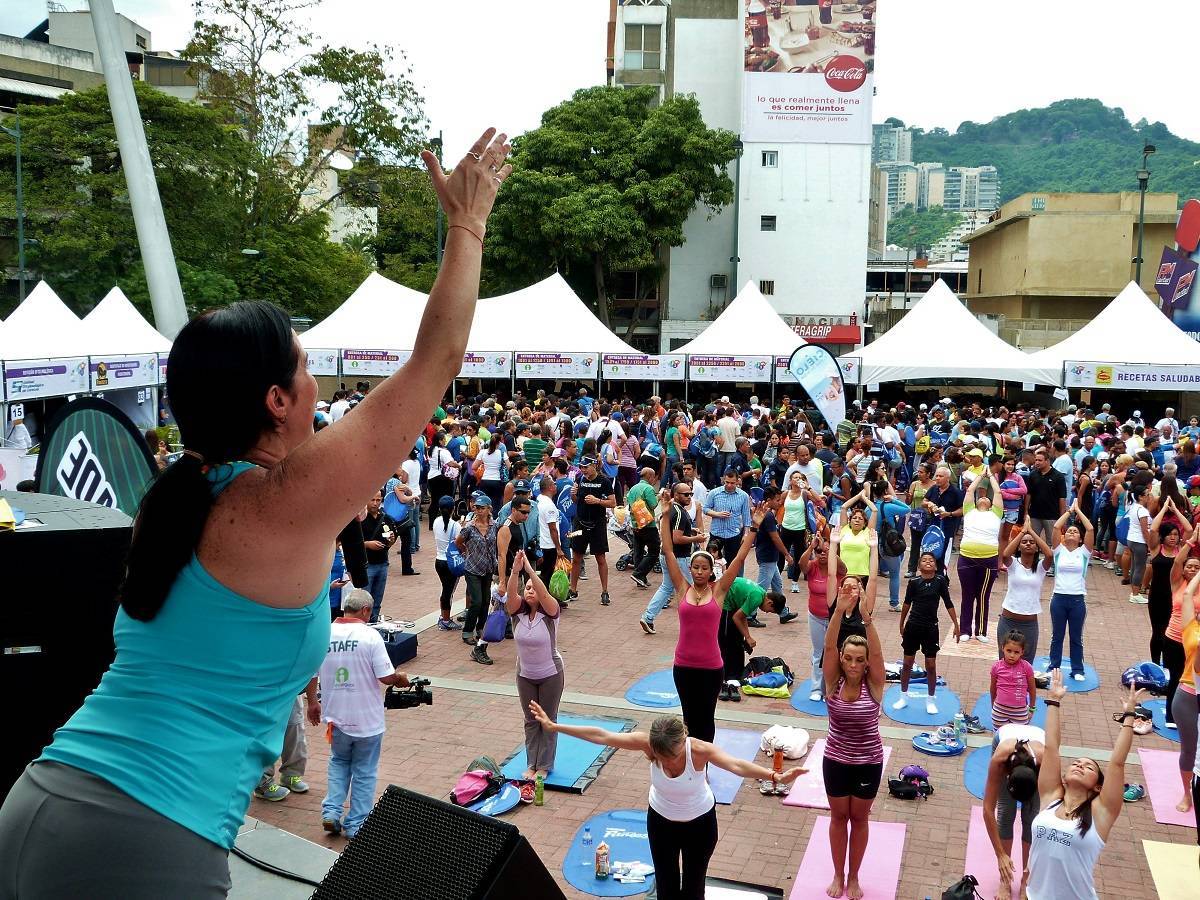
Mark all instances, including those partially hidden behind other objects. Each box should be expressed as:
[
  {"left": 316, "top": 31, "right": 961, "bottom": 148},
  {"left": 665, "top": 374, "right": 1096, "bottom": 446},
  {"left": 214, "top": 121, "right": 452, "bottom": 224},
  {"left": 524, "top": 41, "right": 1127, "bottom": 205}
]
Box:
[{"left": 741, "top": 0, "right": 876, "bottom": 144}]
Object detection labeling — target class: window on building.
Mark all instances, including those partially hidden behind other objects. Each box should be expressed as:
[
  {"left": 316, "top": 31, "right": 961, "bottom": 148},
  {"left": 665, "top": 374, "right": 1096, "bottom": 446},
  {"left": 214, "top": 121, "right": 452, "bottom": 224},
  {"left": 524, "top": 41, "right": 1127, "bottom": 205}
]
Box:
[
  {"left": 624, "top": 24, "right": 662, "bottom": 70},
  {"left": 760, "top": 215, "right": 777, "bottom": 232},
  {"left": 761, "top": 150, "right": 778, "bottom": 168},
  {"left": 135, "top": 34, "right": 147, "bottom": 49},
  {"left": 759, "top": 280, "right": 775, "bottom": 296}
]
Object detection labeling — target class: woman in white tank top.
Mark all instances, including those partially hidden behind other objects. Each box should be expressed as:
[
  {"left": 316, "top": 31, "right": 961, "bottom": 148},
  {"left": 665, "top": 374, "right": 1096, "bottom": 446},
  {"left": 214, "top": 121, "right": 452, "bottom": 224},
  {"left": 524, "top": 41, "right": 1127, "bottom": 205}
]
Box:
[
  {"left": 1025, "top": 670, "right": 1150, "bottom": 900},
  {"left": 528, "top": 705, "right": 806, "bottom": 899}
]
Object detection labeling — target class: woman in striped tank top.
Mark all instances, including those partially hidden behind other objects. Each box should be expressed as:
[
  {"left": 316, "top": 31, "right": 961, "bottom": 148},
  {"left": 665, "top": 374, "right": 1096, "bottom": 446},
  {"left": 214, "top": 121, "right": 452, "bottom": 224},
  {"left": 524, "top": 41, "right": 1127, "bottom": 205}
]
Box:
[{"left": 822, "top": 525, "right": 885, "bottom": 900}]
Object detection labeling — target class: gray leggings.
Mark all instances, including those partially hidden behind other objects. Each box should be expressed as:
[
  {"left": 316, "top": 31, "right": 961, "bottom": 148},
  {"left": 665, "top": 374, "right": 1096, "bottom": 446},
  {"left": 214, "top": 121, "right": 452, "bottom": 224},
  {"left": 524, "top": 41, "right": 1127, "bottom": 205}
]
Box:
[
  {"left": 1129, "top": 542, "right": 1149, "bottom": 590},
  {"left": 517, "top": 663, "right": 566, "bottom": 772},
  {"left": 0, "top": 762, "right": 231, "bottom": 899},
  {"left": 1172, "top": 688, "right": 1199, "bottom": 773},
  {"left": 997, "top": 613, "right": 1039, "bottom": 662}
]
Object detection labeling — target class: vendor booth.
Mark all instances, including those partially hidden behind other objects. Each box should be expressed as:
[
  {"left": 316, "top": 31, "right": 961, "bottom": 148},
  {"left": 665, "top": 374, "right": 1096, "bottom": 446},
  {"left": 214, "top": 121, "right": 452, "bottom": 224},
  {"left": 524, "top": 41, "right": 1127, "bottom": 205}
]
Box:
[{"left": 80, "top": 287, "right": 172, "bottom": 431}]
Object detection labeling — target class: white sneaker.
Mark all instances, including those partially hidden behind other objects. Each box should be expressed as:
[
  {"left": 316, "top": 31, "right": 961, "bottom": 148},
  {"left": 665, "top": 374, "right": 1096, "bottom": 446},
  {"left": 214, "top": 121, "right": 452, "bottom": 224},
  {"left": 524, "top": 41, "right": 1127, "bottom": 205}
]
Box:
[
  {"left": 791, "top": 583, "right": 800, "bottom": 593},
  {"left": 1129, "top": 593, "right": 1149, "bottom": 605},
  {"left": 977, "top": 634, "right": 990, "bottom": 644},
  {"left": 1072, "top": 673, "right": 1086, "bottom": 682},
  {"left": 809, "top": 690, "right": 823, "bottom": 702},
  {"left": 926, "top": 699, "right": 938, "bottom": 715},
  {"left": 892, "top": 695, "right": 909, "bottom": 710},
  {"left": 1166, "top": 721, "right": 1179, "bottom": 730},
  {"left": 959, "top": 634, "right": 971, "bottom": 643}
]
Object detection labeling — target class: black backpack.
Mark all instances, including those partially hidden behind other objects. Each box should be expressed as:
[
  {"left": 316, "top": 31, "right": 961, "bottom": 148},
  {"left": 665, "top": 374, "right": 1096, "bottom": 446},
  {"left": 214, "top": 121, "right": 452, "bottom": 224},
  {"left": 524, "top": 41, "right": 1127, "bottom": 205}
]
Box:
[
  {"left": 942, "top": 874, "right": 982, "bottom": 899},
  {"left": 880, "top": 507, "right": 907, "bottom": 557}
]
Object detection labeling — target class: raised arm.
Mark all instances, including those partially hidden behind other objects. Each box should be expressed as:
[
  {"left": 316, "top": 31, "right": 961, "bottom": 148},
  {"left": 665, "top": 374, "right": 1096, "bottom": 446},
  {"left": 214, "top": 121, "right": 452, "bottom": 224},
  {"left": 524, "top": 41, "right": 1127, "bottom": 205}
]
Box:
[
  {"left": 529, "top": 702, "right": 649, "bottom": 752},
  {"left": 1094, "top": 684, "right": 1150, "bottom": 839},
  {"left": 1148, "top": 501, "right": 1169, "bottom": 552},
  {"left": 523, "top": 551, "right": 559, "bottom": 617},
  {"left": 823, "top": 528, "right": 847, "bottom": 694},
  {"left": 1170, "top": 533, "right": 1195, "bottom": 589},
  {"left": 504, "top": 549, "right": 526, "bottom": 614},
  {"left": 716, "top": 507, "right": 763, "bottom": 595},
  {"left": 1037, "top": 670, "right": 1067, "bottom": 804},
  {"left": 1001, "top": 516, "right": 1028, "bottom": 563},
  {"left": 1051, "top": 508, "right": 1071, "bottom": 549},
  {"left": 862, "top": 529, "right": 881, "bottom": 615},
  {"left": 863, "top": 533, "right": 886, "bottom": 696},
  {"left": 1071, "top": 499, "right": 1095, "bottom": 550},
  {"left": 696, "top": 740, "right": 807, "bottom": 785}
]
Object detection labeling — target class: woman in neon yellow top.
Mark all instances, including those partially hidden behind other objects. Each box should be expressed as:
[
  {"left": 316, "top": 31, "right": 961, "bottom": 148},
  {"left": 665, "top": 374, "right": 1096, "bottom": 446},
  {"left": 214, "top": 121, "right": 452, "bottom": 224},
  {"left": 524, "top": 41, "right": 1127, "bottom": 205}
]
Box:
[
  {"left": 838, "top": 486, "right": 878, "bottom": 579},
  {"left": 957, "top": 470, "right": 1004, "bottom": 644}
]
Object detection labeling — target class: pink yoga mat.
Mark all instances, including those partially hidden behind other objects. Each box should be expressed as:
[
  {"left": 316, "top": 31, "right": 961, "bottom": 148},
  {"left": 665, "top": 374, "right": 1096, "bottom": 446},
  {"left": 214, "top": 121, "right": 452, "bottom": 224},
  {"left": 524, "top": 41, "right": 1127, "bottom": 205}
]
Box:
[
  {"left": 964, "top": 805, "right": 1023, "bottom": 899},
  {"left": 789, "top": 816, "right": 906, "bottom": 900},
  {"left": 781, "top": 739, "right": 893, "bottom": 810},
  {"left": 1139, "top": 748, "right": 1194, "bottom": 827}
]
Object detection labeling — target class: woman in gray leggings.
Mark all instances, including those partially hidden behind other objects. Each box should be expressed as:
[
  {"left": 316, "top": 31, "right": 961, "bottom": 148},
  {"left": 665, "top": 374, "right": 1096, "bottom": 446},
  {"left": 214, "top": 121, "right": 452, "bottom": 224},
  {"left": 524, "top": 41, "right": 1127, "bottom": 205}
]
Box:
[
  {"left": 997, "top": 520, "right": 1053, "bottom": 661},
  {"left": 982, "top": 724, "right": 1046, "bottom": 900},
  {"left": 505, "top": 550, "right": 565, "bottom": 782}
]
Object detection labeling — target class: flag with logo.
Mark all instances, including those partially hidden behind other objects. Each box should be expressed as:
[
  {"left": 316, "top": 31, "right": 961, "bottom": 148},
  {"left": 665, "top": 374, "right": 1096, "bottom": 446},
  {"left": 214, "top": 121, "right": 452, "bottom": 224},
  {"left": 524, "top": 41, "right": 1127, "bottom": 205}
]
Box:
[
  {"left": 35, "top": 397, "right": 158, "bottom": 515},
  {"left": 788, "top": 344, "right": 847, "bottom": 432}
]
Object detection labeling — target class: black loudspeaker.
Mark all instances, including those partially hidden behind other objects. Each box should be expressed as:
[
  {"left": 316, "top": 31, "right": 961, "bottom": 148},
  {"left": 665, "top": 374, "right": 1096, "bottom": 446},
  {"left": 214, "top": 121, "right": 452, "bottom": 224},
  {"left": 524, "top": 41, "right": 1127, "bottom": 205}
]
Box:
[
  {"left": 1, "top": 491, "right": 131, "bottom": 798},
  {"left": 312, "top": 785, "right": 566, "bottom": 900}
]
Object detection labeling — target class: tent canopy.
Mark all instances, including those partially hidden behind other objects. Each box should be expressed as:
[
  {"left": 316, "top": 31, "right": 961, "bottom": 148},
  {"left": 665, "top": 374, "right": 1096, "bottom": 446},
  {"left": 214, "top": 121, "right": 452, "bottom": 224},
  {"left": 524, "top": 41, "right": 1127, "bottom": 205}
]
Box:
[
  {"left": 301, "top": 272, "right": 641, "bottom": 354},
  {"left": 844, "top": 280, "right": 1054, "bottom": 384},
  {"left": 82, "top": 287, "right": 172, "bottom": 356},
  {"left": 0, "top": 281, "right": 91, "bottom": 360},
  {"left": 1026, "top": 281, "right": 1200, "bottom": 372},
  {"left": 675, "top": 281, "right": 806, "bottom": 358}
]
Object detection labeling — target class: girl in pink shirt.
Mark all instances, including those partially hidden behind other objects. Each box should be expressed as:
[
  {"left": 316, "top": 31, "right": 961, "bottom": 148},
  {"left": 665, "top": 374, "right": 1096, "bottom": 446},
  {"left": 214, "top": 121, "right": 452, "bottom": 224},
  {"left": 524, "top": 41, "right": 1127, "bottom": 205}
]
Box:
[{"left": 991, "top": 631, "right": 1037, "bottom": 726}]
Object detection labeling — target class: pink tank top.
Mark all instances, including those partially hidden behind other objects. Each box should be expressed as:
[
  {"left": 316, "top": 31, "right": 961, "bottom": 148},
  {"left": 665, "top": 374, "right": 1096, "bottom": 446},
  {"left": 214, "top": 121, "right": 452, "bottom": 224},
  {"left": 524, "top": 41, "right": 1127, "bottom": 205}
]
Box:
[
  {"left": 673, "top": 589, "right": 722, "bottom": 669},
  {"left": 825, "top": 678, "right": 883, "bottom": 765}
]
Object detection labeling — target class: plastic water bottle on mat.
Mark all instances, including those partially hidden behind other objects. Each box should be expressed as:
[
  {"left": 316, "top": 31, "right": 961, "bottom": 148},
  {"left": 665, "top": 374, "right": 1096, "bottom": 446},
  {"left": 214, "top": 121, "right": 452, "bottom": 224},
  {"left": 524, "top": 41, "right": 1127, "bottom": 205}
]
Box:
[
  {"left": 953, "top": 712, "right": 966, "bottom": 743},
  {"left": 582, "top": 825, "right": 593, "bottom": 847}
]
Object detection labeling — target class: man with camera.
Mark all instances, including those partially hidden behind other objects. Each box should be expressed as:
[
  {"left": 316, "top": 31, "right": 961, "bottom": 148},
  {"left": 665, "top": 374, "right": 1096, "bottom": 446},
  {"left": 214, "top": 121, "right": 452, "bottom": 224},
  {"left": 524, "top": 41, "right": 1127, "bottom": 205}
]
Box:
[{"left": 319, "top": 588, "right": 411, "bottom": 839}]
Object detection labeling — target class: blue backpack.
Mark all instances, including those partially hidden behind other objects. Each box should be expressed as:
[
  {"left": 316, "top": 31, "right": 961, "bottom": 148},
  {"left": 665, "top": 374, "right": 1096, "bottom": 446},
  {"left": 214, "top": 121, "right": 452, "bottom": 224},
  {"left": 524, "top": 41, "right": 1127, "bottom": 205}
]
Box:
[
  {"left": 694, "top": 428, "right": 717, "bottom": 459},
  {"left": 920, "top": 524, "right": 946, "bottom": 562}
]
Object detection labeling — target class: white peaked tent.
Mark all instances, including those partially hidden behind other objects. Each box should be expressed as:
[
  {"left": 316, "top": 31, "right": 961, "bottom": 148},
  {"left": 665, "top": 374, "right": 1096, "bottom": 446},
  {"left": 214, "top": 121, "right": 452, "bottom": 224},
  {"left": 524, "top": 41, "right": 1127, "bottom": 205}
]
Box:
[
  {"left": 845, "top": 280, "right": 1051, "bottom": 384},
  {"left": 299, "top": 272, "right": 427, "bottom": 350},
  {"left": 0, "top": 281, "right": 91, "bottom": 360},
  {"left": 1026, "top": 281, "right": 1200, "bottom": 378},
  {"left": 82, "top": 287, "right": 172, "bottom": 356},
  {"left": 675, "top": 281, "right": 807, "bottom": 357}
]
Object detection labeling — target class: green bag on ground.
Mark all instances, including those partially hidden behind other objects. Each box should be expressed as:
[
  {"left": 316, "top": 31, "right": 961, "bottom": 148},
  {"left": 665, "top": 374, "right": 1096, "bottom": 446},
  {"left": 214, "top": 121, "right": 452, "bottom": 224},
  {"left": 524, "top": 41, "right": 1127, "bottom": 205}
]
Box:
[{"left": 549, "top": 568, "right": 570, "bottom": 601}]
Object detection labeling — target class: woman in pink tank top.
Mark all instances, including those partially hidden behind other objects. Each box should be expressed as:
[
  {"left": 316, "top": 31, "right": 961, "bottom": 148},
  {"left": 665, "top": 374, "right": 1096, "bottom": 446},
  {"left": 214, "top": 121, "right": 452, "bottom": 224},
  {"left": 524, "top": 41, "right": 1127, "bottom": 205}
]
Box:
[
  {"left": 821, "top": 525, "right": 885, "bottom": 900},
  {"left": 658, "top": 492, "right": 765, "bottom": 742}
]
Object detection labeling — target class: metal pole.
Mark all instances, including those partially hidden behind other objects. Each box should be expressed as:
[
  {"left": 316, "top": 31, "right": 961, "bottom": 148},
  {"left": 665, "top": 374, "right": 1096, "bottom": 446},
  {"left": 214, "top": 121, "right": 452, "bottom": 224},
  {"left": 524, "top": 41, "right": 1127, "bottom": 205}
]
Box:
[
  {"left": 12, "top": 115, "right": 24, "bottom": 302},
  {"left": 90, "top": 0, "right": 187, "bottom": 337},
  {"left": 729, "top": 140, "right": 743, "bottom": 299},
  {"left": 1135, "top": 180, "right": 1147, "bottom": 286}
]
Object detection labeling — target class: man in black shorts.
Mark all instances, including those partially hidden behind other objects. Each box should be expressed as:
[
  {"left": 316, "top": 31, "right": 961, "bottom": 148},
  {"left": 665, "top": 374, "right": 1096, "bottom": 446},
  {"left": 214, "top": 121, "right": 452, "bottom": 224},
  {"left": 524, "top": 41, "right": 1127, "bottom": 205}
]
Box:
[
  {"left": 894, "top": 550, "right": 959, "bottom": 716},
  {"left": 569, "top": 457, "right": 616, "bottom": 606}
]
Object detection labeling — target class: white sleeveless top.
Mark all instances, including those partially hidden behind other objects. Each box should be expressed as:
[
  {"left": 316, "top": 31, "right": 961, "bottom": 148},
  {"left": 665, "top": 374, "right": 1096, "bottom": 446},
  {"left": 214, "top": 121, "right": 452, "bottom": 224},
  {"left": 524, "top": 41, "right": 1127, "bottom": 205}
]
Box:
[
  {"left": 1025, "top": 799, "right": 1104, "bottom": 900},
  {"left": 1002, "top": 558, "right": 1049, "bottom": 616},
  {"left": 648, "top": 738, "right": 715, "bottom": 822}
]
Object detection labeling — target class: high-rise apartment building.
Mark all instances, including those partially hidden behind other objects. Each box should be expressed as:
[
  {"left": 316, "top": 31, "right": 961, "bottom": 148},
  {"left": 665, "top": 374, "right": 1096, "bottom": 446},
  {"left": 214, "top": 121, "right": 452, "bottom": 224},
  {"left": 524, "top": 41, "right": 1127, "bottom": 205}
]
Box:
[
  {"left": 876, "top": 163, "right": 918, "bottom": 215},
  {"left": 608, "top": 0, "right": 869, "bottom": 353},
  {"left": 871, "top": 124, "right": 912, "bottom": 165},
  {"left": 945, "top": 165, "right": 1000, "bottom": 212},
  {"left": 916, "top": 162, "right": 945, "bottom": 211}
]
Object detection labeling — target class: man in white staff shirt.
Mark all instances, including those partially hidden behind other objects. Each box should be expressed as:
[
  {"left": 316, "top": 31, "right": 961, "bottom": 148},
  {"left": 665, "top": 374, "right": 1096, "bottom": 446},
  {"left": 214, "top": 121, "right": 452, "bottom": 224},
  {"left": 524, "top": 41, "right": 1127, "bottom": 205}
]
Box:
[{"left": 319, "top": 588, "right": 410, "bottom": 839}]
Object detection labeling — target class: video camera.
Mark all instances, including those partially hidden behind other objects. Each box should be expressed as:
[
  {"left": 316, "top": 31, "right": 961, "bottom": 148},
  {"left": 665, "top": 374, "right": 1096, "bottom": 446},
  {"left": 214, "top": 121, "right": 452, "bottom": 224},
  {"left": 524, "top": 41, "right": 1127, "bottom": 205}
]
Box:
[{"left": 384, "top": 677, "right": 433, "bottom": 709}]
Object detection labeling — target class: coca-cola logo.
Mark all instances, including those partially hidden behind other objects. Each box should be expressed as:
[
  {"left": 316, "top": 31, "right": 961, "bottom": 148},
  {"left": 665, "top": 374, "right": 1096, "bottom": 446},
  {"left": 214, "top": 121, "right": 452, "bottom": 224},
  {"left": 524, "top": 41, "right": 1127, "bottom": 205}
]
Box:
[{"left": 824, "top": 54, "right": 867, "bottom": 92}]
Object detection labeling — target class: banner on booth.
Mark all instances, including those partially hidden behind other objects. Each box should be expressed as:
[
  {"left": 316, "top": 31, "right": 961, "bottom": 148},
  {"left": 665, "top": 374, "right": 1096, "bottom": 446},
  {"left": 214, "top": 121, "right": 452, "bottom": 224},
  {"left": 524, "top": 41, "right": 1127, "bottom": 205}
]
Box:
[
  {"left": 90, "top": 354, "right": 159, "bottom": 392},
  {"left": 742, "top": 0, "right": 876, "bottom": 144},
  {"left": 158, "top": 356, "right": 167, "bottom": 383},
  {"left": 1064, "top": 361, "right": 1200, "bottom": 390},
  {"left": 305, "top": 349, "right": 339, "bottom": 377},
  {"left": 688, "top": 355, "right": 772, "bottom": 382},
  {"left": 602, "top": 353, "right": 686, "bottom": 381},
  {"left": 341, "top": 349, "right": 412, "bottom": 377},
  {"left": 514, "top": 352, "right": 597, "bottom": 378},
  {"left": 4, "top": 357, "right": 89, "bottom": 400},
  {"left": 460, "top": 352, "right": 512, "bottom": 378}
]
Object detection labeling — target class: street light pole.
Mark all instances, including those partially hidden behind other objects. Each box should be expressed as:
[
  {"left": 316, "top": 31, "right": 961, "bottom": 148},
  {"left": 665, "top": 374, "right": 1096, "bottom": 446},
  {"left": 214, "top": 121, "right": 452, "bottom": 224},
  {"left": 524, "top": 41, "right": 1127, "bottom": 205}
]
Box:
[
  {"left": 729, "top": 138, "right": 744, "bottom": 300},
  {"left": 1134, "top": 142, "right": 1156, "bottom": 286}
]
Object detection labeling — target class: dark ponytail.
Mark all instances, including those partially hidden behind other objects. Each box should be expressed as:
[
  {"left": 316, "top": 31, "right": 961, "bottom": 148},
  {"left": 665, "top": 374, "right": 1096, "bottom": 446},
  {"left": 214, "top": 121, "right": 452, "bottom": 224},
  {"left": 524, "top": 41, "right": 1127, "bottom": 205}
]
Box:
[{"left": 119, "top": 301, "right": 300, "bottom": 621}]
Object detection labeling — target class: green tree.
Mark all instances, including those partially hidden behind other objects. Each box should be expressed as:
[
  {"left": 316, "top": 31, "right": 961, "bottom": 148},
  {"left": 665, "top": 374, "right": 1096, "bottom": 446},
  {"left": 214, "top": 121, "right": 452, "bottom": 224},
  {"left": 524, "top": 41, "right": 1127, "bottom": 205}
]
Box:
[
  {"left": 366, "top": 162, "right": 441, "bottom": 293},
  {"left": 886, "top": 205, "right": 963, "bottom": 249},
  {"left": 484, "top": 86, "right": 738, "bottom": 330}
]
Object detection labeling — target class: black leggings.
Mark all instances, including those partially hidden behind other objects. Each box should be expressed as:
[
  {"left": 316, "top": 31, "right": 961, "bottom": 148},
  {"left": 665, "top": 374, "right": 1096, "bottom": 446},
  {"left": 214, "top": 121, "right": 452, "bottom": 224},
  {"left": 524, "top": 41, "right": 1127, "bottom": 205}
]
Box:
[
  {"left": 671, "top": 665, "right": 723, "bottom": 743},
  {"left": 1163, "top": 637, "right": 1185, "bottom": 725},
  {"left": 426, "top": 476, "right": 455, "bottom": 529},
  {"left": 780, "top": 526, "right": 807, "bottom": 581},
  {"left": 1148, "top": 588, "right": 1172, "bottom": 666},
  {"left": 434, "top": 559, "right": 458, "bottom": 615},
  {"left": 718, "top": 609, "right": 747, "bottom": 682},
  {"left": 646, "top": 804, "right": 718, "bottom": 900}
]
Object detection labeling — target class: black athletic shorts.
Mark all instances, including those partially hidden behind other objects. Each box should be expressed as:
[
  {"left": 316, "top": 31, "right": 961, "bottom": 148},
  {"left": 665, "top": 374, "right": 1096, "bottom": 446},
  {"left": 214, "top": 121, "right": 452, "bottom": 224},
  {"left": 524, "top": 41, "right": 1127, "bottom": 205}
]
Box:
[
  {"left": 901, "top": 622, "right": 941, "bottom": 658},
  {"left": 822, "top": 756, "right": 883, "bottom": 800},
  {"left": 571, "top": 522, "right": 609, "bottom": 555}
]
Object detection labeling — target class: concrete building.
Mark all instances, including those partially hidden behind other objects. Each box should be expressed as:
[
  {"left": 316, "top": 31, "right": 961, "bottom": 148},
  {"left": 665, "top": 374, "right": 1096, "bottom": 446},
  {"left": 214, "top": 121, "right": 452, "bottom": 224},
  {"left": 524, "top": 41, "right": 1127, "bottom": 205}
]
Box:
[
  {"left": 962, "top": 191, "right": 1179, "bottom": 349},
  {"left": 609, "top": 0, "right": 868, "bottom": 356},
  {"left": 876, "top": 162, "right": 918, "bottom": 216},
  {"left": 872, "top": 124, "right": 912, "bottom": 165},
  {"left": 927, "top": 210, "right": 989, "bottom": 263},
  {"left": 916, "top": 162, "right": 945, "bottom": 211},
  {"left": 945, "top": 165, "right": 1000, "bottom": 212}
]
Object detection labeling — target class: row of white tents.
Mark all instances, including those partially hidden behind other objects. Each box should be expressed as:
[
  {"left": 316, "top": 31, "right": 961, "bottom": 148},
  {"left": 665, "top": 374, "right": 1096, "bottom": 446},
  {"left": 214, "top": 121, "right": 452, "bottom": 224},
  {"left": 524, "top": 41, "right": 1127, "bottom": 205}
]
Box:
[{"left": 2, "top": 272, "right": 1198, "bottom": 404}]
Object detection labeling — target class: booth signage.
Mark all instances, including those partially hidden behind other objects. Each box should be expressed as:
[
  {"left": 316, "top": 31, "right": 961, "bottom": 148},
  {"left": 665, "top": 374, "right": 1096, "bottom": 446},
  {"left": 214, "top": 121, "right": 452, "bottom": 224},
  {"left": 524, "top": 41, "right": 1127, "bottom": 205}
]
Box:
[
  {"left": 1155, "top": 247, "right": 1198, "bottom": 310},
  {"left": 460, "top": 352, "right": 512, "bottom": 378},
  {"left": 838, "top": 356, "right": 861, "bottom": 386},
  {"left": 306, "top": 349, "right": 339, "bottom": 376},
  {"left": 514, "top": 353, "right": 597, "bottom": 378},
  {"left": 687, "top": 356, "right": 772, "bottom": 382},
  {"left": 4, "top": 357, "right": 89, "bottom": 400},
  {"left": 1064, "top": 361, "right": 1200, "bottom": 390},
  {"left": 341, "top": 349, "right": 412, "bottom": 377},
  {"left": 9, "top": 403, "right": 23, "bottom": 422},
  {"left": 158, "top": 356, "right": 167, "bottom": 384},
  {"left": 90, "top": 354, "right": 158, "bottom": 391},
  {"left": 602, "top": 353, "right": 686, "bottom": 381}
]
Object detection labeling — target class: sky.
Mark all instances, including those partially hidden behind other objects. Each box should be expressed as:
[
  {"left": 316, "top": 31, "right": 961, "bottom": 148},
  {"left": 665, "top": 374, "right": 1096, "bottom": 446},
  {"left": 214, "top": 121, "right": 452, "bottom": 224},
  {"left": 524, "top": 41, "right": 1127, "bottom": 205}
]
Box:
[{"left": 3, "top": 1, "right": 1200, "bottom": 152}]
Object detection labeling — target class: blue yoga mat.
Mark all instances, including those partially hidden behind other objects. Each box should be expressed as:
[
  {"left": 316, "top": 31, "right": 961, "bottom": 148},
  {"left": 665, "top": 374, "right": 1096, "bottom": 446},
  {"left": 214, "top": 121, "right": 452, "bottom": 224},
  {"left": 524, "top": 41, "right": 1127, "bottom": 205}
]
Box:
[
  {"left": 1144, "top": 698, "right": 1181, "bottom": 744},
  {"left": 964, "top": 745, "right": 991, "bottom": 800},
  {"left": 790, "top": 688, "right": 829, "bottom": 717},
  {"left": 913, "top": 732, "right": 965, "bottom": 756},
  {"left": 500, "top": 714, "right": 636, "bottom": 793},
  {"left": 709, "top": 728, "right": 763, "bottom": 804},
  {"left": 468, "top": 782, "right": 520, "bottom": 817},
  {"left": 1032, "top": 656, "right": 1099, "bottom": 693},
  {"left": 882, "top": 684, "right": 961, "bottom": 727},
  {"left": 970, "top": 694, "right": 1048, "bottom": 731},
  {"left": 562, "top": 809, "right": 655, "bottom": 898},
  {"left": 625, "top": 668, "right": 680, "bottom": 708}
]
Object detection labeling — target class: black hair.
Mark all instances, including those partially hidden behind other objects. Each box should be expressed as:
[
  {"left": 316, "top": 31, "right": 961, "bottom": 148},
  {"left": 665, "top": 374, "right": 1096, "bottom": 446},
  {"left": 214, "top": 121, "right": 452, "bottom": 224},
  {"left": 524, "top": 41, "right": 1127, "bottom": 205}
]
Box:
[
  {"left": 16, "top": 479, "right": 36, "bottom": 492},
  {"left": 764, "top": 590, "right": 786, "bottom": 610},
  {"left": 119, "top": 301, "right": 300, "bottom": 622},
  {"left": 1005, "top": 742, "right": 1040, "bottom": 803},
  {"left": 1001, "top": 629, "right": 1026, "bottom": 649}
]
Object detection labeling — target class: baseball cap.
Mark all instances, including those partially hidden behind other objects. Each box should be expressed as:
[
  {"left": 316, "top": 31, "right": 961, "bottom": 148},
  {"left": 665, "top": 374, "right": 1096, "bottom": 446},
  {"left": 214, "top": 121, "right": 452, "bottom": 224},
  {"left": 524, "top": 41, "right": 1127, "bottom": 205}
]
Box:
[
  {"left": 438, "top": 495, "right": 455, "bottom": 509},
  {"left": 721, "top": 395, "right": 731, "bottom": 403},
  {"left": 1189, "top": 475, "right": 1200, "bottom": 489},
  {"left": 919, "top": 403, "right": 928, "bottom": 411},
  {"left": 474, "top": 494, "right": 493, "bottom": 507},
  {"left": 580, "top": 456, "right": 597, "bottom": 467},
  {"left": 612, "top": 412, "right": 624, "bottom": 421},
  {"left": 513, "top": 478, "right": 532, "bottom": 493},
  {"left": 940, "top": 397, "right": 953, "bottom": 405},
  {"left": 551, "top": 447, "right": 566, "bottom": 458},
  {"left": 965, "top": 447, "right": 984, "bottom": 459},
  {"left": 315, "top": 401, "right": 329, "bottom": 409}
]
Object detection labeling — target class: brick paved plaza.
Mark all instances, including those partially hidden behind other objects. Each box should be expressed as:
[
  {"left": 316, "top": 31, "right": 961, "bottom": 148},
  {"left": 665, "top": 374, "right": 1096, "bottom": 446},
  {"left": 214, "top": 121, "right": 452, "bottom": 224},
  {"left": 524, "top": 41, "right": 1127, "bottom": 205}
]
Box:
[{"left": 252, "top": 537, "right": 1198, "bottom": 899}]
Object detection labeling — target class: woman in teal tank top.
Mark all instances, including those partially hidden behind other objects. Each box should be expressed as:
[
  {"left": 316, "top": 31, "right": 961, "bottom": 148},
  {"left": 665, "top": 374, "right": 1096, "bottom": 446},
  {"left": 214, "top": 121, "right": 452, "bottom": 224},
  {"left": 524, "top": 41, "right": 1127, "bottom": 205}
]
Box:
[{"left": 0, "top": 129, "right": 512, "bottom": 898}]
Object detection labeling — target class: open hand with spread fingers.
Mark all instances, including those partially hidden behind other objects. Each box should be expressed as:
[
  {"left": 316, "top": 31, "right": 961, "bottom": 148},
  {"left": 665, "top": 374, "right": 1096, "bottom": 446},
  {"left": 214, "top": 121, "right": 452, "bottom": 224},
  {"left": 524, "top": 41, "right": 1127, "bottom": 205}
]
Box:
[{"left": 420, "top": 128, "right": 513, "bottom": 241}]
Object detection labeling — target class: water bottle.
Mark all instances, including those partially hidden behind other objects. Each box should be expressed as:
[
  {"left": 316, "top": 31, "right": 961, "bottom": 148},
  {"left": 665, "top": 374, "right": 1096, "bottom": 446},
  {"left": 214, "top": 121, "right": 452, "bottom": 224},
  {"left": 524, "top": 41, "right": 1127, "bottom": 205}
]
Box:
[
  {"left": 582, "top": 826, "right": 593, "bottom": 847},
  {"left": 953, "top": 712, "right": 966, "bottom": 743},
  {"left": 534, "top": 774, "right": 544, "bottom": 807}
]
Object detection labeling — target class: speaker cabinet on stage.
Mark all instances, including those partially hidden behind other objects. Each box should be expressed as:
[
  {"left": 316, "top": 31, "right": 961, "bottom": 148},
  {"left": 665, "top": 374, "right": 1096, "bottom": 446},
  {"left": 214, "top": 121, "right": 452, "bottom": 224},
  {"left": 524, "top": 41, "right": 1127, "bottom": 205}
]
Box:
[
  {"left": 1, "top": 492, "right": 131, "bottom": 798},
  {"left": 313, "top": 785, "right": 565, "bottom": 900}
]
